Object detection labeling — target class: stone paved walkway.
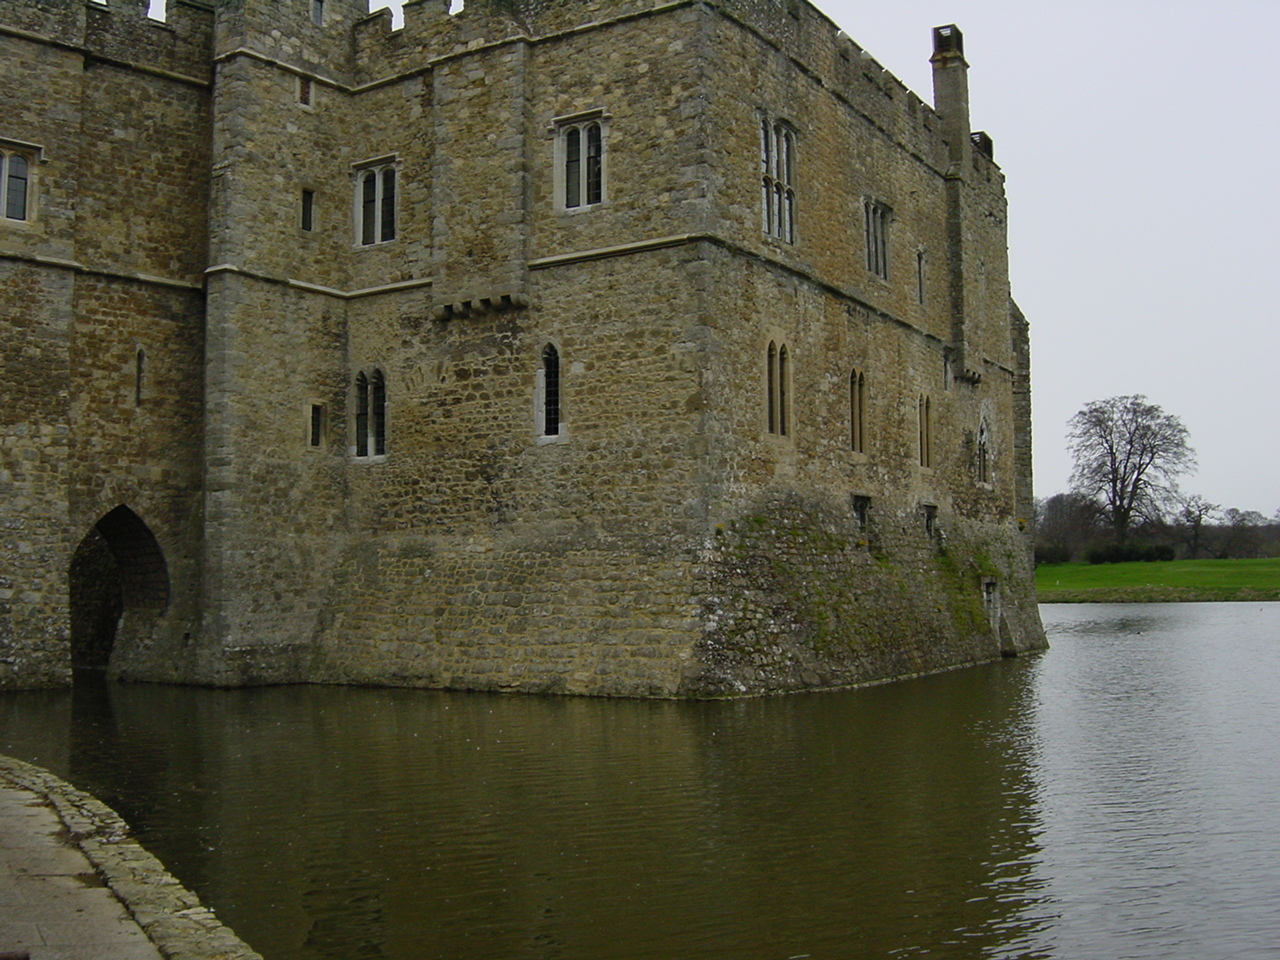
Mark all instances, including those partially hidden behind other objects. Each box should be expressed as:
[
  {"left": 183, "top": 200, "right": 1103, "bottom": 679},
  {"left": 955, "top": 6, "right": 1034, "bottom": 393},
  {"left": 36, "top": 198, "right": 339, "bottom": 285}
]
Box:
[
  {"left": 0, "top": 756, "right": 261, "bottom": 960},
  {"left": 0, "top": 781, "right": 163, "bottom": 960}
]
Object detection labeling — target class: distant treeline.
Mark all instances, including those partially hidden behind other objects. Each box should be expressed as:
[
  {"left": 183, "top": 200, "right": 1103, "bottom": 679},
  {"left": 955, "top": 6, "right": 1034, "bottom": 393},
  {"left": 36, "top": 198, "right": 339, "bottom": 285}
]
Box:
[{"left": 1034, "top": 493, "right": 1280, "bottom": 565}]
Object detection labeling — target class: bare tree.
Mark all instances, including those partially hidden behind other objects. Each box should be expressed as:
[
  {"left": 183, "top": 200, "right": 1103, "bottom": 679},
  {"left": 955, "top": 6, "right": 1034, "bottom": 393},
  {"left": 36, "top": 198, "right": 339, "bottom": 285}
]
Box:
[
  {"left": 1178, "top": 494, "right": 1218, "bottom": 559},
  {"left": 1035, "top": 491, "right": 1101, "bottom": 563},
  {"left": 1217, "top": 507, "right": 1268, "bottom": 558},
  {"left": 1068, "top": 395, "right": 1195, "bottom": 544}
]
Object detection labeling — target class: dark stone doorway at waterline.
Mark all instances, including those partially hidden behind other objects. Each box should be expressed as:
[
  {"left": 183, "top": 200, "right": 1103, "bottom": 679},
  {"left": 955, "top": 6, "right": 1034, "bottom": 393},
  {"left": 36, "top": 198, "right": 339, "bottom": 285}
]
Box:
[
  {"left": 69, "top": 505, "right": 170, "bottom": 672},
  {"left": 70, "top": 528, "right": 121, "bottom": 670}
]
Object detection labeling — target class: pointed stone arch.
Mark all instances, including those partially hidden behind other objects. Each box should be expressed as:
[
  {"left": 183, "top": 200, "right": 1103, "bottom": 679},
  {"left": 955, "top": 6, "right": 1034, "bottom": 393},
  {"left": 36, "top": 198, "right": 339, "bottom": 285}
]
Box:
[
  {"left": 94, "top": 505, "right": 169, "bottom": 610},
  {"left": 69, "top": 505, "right": 169, "bottom": 671}
]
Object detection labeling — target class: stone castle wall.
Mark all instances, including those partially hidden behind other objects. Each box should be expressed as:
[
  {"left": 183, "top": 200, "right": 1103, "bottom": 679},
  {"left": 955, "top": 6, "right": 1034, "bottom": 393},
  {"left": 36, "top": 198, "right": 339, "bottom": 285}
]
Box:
[
  {"left": 0, "top": 0, "right": 1045, "bottom": 694},
  {"left": 1, "top": 0, "right": 211, "bottom": 684}
]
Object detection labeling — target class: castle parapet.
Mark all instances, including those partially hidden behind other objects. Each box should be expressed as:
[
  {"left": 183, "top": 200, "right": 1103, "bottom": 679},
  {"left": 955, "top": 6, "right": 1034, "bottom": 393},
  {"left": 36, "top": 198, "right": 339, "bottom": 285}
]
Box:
[{"left": 1, "top": 0, "right": 213, "bottom": 82}]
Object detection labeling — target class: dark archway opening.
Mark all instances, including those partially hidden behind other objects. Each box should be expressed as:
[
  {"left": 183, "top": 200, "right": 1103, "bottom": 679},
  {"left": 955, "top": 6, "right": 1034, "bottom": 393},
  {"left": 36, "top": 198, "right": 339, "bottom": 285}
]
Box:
[
  {"left": 70, "top": 529, "right": 122, "bottom": 671},
  {"left": 69, "top": 505, "right": 170, "bottom": 673}
]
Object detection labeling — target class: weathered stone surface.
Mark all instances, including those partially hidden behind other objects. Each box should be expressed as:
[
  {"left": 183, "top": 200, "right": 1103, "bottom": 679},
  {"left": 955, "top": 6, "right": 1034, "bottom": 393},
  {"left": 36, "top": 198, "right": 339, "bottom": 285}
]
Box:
[{"left": 0, "top": 0, "right": 1045, "bottom": 697}]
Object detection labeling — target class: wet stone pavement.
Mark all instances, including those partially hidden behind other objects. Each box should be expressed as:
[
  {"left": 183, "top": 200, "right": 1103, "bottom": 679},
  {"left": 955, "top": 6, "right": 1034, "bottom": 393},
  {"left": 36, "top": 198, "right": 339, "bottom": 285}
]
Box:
[{"left": 0, "top": 756, "right": 260, "bottom": 960}]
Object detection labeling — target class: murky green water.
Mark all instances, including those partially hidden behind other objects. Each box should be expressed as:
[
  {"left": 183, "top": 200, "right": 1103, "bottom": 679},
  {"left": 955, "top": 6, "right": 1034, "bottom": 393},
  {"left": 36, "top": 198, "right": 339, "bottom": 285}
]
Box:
[{"left": 2, "top": 603, "right": 1278, "bottom": 959}]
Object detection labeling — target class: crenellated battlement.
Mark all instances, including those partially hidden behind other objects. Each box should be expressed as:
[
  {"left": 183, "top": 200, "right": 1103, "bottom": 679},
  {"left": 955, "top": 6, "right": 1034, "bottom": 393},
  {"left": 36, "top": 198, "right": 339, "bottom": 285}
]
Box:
[
  {"left": 0, "top": 0, "right": 214, "bottom": 81},
  {"left": 345, "top": 0, "right": 966, "bottom": 172}
]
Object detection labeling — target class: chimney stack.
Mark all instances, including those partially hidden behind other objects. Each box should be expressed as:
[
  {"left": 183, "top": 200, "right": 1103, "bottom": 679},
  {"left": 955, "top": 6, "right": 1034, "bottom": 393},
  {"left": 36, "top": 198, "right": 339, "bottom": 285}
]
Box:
[{"left": 931, "top": 24, "right": 971, "bottom": 175}]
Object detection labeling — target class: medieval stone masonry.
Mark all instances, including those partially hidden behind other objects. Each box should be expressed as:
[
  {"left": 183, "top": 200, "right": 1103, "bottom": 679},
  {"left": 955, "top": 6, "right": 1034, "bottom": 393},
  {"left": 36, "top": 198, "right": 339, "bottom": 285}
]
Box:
[{"left": 0, "top": 0, "right": 1046, "bottom": 696}]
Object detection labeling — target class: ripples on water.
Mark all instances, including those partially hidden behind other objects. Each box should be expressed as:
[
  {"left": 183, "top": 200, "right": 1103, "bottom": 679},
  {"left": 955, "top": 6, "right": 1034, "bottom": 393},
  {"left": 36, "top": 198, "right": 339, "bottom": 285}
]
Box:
[{"left": 1, "top": 603, "right": 1278, "bottom": 959}]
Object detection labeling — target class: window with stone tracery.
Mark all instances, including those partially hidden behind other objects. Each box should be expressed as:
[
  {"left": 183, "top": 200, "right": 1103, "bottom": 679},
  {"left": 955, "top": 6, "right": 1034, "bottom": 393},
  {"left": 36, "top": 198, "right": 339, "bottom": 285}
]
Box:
[
  {"left": 766, "top": 341, "right": 791, "bottom": 436},
  {"left": 353, "top": 160, "right": 397, "bottom": 246},
  {"left": 554, "top": 112, "right": 607, "bottom": 212},
  {"left": 761, "top": 118, "right": 795, "bottom": 243},
  {"left": 850, "top": 369, "right": 865, "bottom": 453}
]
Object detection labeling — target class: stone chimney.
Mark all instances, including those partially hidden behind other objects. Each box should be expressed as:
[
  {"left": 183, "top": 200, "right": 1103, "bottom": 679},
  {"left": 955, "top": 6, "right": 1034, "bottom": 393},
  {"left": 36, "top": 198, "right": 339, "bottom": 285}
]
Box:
[{"left": 930, "top": 24, "right": 970, "bottom": 175}]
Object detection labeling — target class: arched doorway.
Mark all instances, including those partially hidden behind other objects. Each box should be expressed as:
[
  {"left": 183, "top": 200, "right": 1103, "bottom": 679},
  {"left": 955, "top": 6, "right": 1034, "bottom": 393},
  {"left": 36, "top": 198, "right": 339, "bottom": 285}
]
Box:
[{"left": 69, "top": 505, "right": 169, "bottom": 672}]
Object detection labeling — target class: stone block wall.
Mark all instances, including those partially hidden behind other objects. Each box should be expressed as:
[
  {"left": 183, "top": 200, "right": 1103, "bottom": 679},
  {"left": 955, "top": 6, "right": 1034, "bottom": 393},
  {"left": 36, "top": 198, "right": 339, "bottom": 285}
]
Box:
[
  {"left": 0, "top": 0, "right": 1044, "bottom": 694},
  {"left": 1, "top": 0, "right": 211, "bottom": 686}
]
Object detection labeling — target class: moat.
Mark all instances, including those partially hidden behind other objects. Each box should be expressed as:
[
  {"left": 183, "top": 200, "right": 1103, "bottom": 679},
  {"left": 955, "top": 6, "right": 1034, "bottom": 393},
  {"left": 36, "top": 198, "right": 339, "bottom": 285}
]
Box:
[{"left": 2, "top": 602, "right": 1278, "bottom": 959}]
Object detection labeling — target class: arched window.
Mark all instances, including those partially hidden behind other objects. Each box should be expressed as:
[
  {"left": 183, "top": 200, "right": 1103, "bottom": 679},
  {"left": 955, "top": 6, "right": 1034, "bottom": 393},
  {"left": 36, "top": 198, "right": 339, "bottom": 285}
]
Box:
[
  {"left": 766, "top": 342, "right": 778, "bottom": 434},
  {"left": 777, "top": 345, "right": 789, "bottom": 437},
  {"left": 356, "top": 162, "right": 396, "bottom": 245},
  {"left": 557, "top": 116, "right": 606, "bottom": 210},
  {"left": 761, "top": 118, "right": 795, "bottom": 243},
  {"left": 976, "top": 420, "right": 990, "bottom": 483},
  {"left": 766, "top": 341, "right": 790, "bottom": 437},
  {"left": 865, "top": 199, "right": 891, "bottom": 280},
  {"left": 850, "top": 369, "right": 865, "bottom": 453},
  {"left": 353, "top": 369, "right": 387, "bottom": 457},
  {"left": 539, "top": 344, "right": 561, "bottom": 436},
  {"left": 918, "top": 394, "right": 932, "bottom": 468}
]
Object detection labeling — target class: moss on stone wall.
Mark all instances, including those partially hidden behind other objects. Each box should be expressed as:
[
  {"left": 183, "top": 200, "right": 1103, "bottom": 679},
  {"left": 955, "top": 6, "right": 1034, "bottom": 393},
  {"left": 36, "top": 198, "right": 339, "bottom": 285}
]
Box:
[{"left": 685, "top": 494, "right": 1032, "bottom": 696}]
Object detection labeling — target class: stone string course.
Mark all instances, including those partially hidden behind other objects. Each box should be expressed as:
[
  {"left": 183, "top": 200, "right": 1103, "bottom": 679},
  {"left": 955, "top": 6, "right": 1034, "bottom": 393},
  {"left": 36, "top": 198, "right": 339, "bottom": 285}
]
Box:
[{"left": 0, "top": 754, "right": 262, "bottom": 960}]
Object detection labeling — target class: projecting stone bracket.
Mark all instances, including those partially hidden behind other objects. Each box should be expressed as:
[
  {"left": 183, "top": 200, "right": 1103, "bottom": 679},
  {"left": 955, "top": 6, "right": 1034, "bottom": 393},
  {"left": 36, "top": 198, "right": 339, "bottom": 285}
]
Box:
[{"left": 430, "top": 290, "right": 529, "bottom": 322}]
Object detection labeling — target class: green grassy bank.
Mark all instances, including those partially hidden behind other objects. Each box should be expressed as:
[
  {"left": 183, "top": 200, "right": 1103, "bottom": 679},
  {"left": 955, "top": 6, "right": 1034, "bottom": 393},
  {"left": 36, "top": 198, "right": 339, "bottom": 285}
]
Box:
[{"left": 1036, "top": 557, "right": 1280, "bottom": 603}]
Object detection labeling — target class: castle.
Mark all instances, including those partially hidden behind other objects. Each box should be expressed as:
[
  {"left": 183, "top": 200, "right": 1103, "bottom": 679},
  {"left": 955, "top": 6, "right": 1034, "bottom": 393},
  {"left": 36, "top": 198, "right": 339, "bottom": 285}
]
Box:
[{"left": 0, "top": 0, "right": 1046, "bottom": 696}]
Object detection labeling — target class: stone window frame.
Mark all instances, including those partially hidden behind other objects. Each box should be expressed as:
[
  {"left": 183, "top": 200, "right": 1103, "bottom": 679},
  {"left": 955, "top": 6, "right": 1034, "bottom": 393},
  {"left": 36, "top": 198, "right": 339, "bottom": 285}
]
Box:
[
  {"left": 305, "top": 401, "right": 327, "bottom": 451},
  {"left": 849, "top": 367, "right": 865, "bottom": 454},
  {"left": 300, "top": 187, "right": 316, "bottom": 233},
  {"left": 760, "top": 115, "right": 797, "bottom": 243},
  {"left": 297, "top": 75, "right": 314, "bottom": 108},
  {"left": 352, "top": 368, "right": 388, "bottom": 460},
  {"left": 351, "top": 155, "right": 399, "bottom": 247},
  {"left": 865, "top": 197, "right": 892, "bottom": 280},
  {"left": 535, "top": 342, "right": 568, "bottom": 443},
  {"left": 311, "top": 0, "right": 325, "bottom": 26},
  {"left": 917, "top": 393, "right": 932, "bottom": 468},
  {"left": 765, "top": 339, "right": 791, "bottom": 438},
  {"left": 134, "top": 348, "right": 146, "bottom": 407},
  {"left": 922, "top": 502, "right": 939, "bottom": 538},
  {"left": 852, "top": 494, "right": 871, "bottom": 531},
  {"left": 551, "top": 109, "right": 609, "bottom": 214},
  {"left": 975, "top": 417, "right": 992, "bottom": 485},
  {"left": 1, "top": 138, "right": 41, "bottom": 225}
]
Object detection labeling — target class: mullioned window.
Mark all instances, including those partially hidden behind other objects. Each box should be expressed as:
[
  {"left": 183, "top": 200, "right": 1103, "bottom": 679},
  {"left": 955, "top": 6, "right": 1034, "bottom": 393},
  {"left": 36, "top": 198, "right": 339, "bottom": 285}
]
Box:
[
  {"left": 1, "top": 145, "right": 33, "bottom": 222},
  {"left": 554, "top": 112, "right": 608, "bottom": 212},
  {"left": 353, "top": 159, "right": 397, "bottom": 246},
  {"left": 760, "top": 118, "right": 796, "bottom": 243}
]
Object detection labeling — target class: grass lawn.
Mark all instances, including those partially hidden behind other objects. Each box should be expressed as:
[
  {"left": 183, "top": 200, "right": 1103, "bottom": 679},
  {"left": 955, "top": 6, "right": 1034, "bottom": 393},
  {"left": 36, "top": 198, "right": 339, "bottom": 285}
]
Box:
[{"left": 1036, "top": 557, "right": 1280, "bottom": 602}]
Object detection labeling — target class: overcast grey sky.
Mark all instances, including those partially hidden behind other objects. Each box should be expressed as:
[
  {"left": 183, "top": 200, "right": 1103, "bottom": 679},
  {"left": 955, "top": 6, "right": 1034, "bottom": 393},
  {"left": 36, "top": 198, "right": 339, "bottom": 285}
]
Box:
[{"left": 369, "top": 0, "right": 1279, "bottom": 515}]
